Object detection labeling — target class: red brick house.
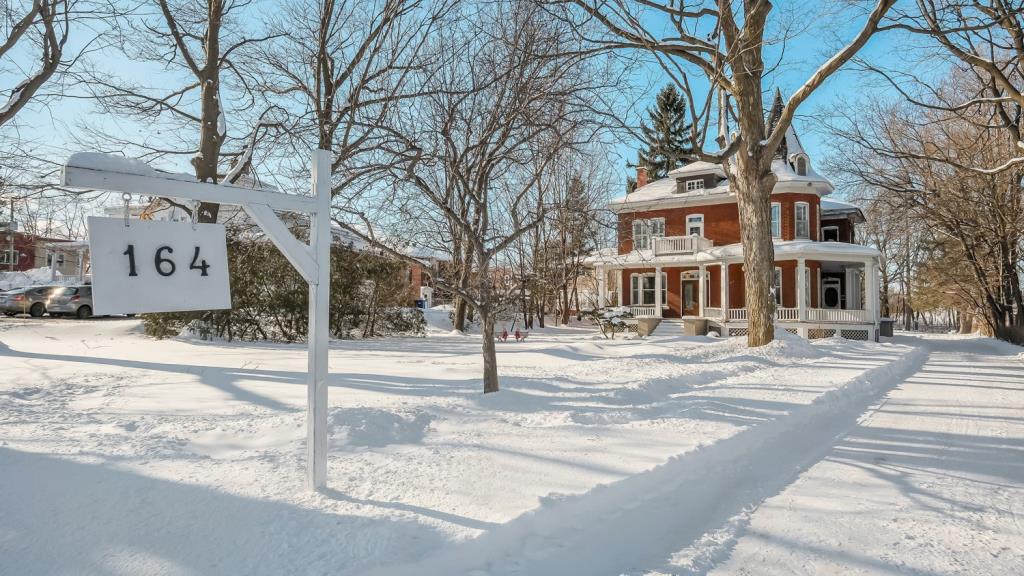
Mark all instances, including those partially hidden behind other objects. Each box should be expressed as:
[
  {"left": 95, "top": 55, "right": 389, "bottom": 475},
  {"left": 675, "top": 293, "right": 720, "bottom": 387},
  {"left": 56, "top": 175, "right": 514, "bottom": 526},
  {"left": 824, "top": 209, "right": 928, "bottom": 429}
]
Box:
[{"left": 587, "top": 126, "right": 881, "bottom": 340}]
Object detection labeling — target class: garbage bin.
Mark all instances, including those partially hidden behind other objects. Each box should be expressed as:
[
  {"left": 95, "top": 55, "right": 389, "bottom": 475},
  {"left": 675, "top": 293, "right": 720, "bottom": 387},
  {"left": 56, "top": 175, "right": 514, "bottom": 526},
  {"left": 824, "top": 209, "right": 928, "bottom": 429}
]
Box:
[
  {"left": 414, "top": 299, "right": 425, "bottom": 309},
  {"left": 879, "top": 317, "right": 894, "bottom": 337},
  {"left": 682, "top": 317, "right": 708, "bottom": 336}
]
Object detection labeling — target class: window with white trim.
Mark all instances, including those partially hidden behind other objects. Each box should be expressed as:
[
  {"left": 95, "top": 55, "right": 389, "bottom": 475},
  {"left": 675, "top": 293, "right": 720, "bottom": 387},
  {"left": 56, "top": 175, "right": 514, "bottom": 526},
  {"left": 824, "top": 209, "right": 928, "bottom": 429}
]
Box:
[
  {"left": 631, "top": 218, "right": 665, "bottom": 250},
  {"left": 795, "top": 202, "right": 810, "bottom": 239},
  {"left": 796, "top": 156, "right": 808, "bottom": 176},
  {"left": 685, "top": 179, "right": 705, "bottom": 192},
  {"left": 773, "top": 267, "right": 783, "bottom": 305},
  {"left": 630, "top": 272, "right": 668, "bottom": 306},
  {"left": 0, "top": 249, "right": 16, "bottom": 265},
  {"left": 770, "top": 202, "right": 781, "bottom": 239},
  {"left": 822, "top": 226, "right": 839, "bottom": 242},
  {"left": 686, "top": 214, "right": 704, "bottom": 237}
]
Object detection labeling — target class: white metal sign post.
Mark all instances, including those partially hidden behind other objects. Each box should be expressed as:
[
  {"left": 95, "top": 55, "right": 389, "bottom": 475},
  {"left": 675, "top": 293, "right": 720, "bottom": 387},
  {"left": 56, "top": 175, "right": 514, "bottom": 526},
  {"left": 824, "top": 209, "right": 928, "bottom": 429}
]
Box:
[{"left": 63, "top": 150, "right": 333, "bottom": 491}]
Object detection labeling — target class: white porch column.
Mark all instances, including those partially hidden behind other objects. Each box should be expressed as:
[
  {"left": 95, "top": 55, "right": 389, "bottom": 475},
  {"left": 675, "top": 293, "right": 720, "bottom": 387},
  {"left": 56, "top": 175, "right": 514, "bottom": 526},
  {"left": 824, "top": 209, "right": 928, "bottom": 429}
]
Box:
[
  {"left": 866, "top": 257, "right": 879, "bottom": 322},
  {"left": 720, "top": 263, "right": 729, "bottom": 318},
  {"left": 596, "top": 266, "right": 606, "bottom": 309},
  {"left": 698, "top": 264, "right": 706, "bottom": 317},
  {"left": 616, "top": 270, "right": 623, "bottom": 307},
  {"left": 654, "top": 266, "right": 663, "bottom": 318},
  {"left": 797, "top": 258, "right": 807, "bottom": 321}
]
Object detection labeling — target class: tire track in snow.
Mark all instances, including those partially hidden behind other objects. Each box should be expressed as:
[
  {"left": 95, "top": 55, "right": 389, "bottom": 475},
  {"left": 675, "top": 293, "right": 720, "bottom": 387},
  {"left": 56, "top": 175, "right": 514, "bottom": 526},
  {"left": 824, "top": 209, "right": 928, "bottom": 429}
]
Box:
[{"left": 362, "top": 343, "right": 928, "bottom": 576}]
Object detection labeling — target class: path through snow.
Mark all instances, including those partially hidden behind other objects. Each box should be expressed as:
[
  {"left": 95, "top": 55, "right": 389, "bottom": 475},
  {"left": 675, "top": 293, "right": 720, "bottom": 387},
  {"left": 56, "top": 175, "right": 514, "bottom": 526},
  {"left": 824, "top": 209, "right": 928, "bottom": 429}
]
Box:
[{"left": 694, "top": 335, "right": 1024, "bottom": 575}]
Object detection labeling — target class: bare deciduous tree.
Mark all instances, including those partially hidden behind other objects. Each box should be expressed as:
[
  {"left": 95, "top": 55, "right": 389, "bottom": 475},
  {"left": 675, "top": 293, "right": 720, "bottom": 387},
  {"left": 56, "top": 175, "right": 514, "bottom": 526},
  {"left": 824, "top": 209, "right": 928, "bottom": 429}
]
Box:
[
  {"left": 336, "top": 0, "right": 618, "bottom": 392},
  {"left": 551, "top": 0, "right": 896, "bottom": 346},
  {"left": 0, "top": 0, "right": 70, "bottom": 127}
]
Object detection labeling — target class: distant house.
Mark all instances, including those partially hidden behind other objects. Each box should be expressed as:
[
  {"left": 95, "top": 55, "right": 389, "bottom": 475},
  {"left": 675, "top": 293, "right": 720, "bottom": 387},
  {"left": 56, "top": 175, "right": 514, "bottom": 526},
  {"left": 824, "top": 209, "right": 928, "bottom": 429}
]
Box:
[
  {"left": 587, "top": 121, "right": 881, "bottom": 341},
  {"left": 1, "top": 222, "right": 88, "bottom": 280}
]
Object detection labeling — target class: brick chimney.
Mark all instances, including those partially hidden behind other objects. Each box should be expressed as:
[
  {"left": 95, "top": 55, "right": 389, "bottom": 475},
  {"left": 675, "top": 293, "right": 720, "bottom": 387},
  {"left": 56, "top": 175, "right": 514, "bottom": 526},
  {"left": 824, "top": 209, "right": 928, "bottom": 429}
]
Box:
[{"left": 636, "top": 166, "right": 649, "bottom": 189}]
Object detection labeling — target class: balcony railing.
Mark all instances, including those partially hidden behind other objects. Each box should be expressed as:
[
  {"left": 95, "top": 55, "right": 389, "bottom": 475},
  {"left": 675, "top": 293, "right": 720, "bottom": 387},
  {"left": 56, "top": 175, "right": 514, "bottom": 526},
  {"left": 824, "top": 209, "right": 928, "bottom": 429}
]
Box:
[
  {"left": 728, "top": 308, "right": 747, "bottom": 321},
  {"left": 652, "top": 235, "right": 713, "bottom": 256}
]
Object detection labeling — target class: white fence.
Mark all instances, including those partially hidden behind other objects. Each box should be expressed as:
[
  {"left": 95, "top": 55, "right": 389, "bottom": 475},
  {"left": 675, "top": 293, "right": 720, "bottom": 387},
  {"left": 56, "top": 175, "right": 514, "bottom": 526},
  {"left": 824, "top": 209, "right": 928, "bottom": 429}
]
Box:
[{"left": 652, "top": 235, "right": 713, "bottom": 256}]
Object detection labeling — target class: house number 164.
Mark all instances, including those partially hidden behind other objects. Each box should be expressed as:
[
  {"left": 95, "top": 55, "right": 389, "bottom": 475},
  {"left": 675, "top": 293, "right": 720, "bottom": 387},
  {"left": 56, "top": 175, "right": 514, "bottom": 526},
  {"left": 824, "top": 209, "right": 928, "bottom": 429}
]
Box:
[{"left": 122, "top": 245, "right": 211, "bottom": 277}]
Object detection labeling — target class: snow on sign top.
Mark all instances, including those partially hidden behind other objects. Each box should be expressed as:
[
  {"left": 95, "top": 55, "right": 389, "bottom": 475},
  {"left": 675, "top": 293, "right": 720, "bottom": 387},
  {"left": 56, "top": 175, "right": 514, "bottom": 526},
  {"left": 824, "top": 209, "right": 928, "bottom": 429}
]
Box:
[
  {"left": 64, "top": 152, "right": 202, "bottom": 184},
  {"left": 65, "top": 152, "right": 159, "bottom": 177}
]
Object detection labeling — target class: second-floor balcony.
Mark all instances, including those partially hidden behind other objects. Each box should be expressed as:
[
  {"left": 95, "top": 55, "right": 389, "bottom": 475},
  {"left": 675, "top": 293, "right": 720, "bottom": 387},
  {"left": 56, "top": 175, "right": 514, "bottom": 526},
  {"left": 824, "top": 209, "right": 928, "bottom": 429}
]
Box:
[{"left": 652, "top": 234, "right": 714, "bottom": 256}]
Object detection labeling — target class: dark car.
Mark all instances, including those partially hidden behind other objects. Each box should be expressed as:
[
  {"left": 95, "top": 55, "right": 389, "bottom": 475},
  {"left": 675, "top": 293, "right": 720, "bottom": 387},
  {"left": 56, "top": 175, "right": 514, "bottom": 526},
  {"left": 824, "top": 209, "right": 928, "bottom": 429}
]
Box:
[
  {"left": 0, "top": 285, "right": 62, "bottom": 317},
  {"left": 46, "top": 285, "right": 94, "bottom": 319}
]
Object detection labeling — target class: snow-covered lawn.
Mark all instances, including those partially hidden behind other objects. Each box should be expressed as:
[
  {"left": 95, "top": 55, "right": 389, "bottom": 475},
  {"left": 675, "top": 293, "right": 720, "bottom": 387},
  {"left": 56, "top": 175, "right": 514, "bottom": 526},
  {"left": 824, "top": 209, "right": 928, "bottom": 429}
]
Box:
[{"left": 0, "top": 317, "right": 1020, "bottom": 575}]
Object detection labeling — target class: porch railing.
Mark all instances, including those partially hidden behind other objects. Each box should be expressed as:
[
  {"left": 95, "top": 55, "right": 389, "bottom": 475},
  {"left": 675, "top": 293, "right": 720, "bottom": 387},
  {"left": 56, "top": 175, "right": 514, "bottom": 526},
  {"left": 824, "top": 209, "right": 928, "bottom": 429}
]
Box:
[
  {"left": 652, "top": 235, "right": 713, "bottom": 256},
  {"left": 776, "top": 307, "right": 799, "bottom": 321},
  {"left": 728, "top": 308, "right": 747, "bottom": 321},
  {"left": 630, "top": 306, "right": 659, "bottom": 318},
  {"left": 807, "top": 308, "right": 872, "bottom": 323},
  {"left": 717, "top": 307, "right": 873, "bottom": 324}
]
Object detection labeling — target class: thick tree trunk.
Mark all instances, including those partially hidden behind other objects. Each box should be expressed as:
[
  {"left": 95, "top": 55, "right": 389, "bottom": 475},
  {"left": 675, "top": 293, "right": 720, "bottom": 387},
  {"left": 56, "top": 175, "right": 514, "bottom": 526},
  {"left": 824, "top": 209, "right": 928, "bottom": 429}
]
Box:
[
  {"left": 192, "top": 1, "right": 224, "bottom": 224},
  {"left": 453, "top": 297, "right": 467, "bottom": 332},
  {"left": 480, "top": 309, "right": 499, "bottom": 393},
  {"left": 732, "top": 154, "right": 777, "bottom": 347}
]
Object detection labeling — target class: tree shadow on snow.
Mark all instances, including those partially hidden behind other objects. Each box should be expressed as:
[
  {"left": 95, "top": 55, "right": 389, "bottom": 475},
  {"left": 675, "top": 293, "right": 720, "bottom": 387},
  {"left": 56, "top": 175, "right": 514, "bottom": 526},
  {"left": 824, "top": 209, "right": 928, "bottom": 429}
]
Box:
[{"left": 0, "top": 447, "right": 446, "bottom": 576}]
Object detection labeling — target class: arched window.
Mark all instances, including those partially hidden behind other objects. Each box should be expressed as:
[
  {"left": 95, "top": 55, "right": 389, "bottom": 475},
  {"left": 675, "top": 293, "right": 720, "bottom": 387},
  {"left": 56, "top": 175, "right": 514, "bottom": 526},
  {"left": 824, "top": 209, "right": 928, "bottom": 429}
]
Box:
[{"left": 796, "top": 156, "right": 808, "bottom": 176}]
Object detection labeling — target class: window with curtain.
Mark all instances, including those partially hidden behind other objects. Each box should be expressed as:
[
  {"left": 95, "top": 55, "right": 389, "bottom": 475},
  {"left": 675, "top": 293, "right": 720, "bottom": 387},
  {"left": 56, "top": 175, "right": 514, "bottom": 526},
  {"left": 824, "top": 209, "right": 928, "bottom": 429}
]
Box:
[
  {"left": 795, "top": 202, "right": 809, "bottom": 239},
  {"left": 630, "top": 273, "right": 667, "bottom": 306}
]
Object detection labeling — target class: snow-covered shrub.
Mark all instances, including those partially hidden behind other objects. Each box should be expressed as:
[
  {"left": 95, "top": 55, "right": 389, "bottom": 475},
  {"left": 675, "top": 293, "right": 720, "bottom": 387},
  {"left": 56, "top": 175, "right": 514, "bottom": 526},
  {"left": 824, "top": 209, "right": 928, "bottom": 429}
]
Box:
[
  {"left": 142, "top": 225, "right": 419, "bottom": 342},
  {"left": 590, "top": 306, "right": 633, "bottom": 339}
]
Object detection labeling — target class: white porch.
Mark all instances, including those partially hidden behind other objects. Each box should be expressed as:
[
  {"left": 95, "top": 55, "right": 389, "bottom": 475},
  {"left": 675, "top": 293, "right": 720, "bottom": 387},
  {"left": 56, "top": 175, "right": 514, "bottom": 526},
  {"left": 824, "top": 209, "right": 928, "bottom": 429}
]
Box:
[{"left": 590, "top": 241, "right": 882, "bottom": 341}]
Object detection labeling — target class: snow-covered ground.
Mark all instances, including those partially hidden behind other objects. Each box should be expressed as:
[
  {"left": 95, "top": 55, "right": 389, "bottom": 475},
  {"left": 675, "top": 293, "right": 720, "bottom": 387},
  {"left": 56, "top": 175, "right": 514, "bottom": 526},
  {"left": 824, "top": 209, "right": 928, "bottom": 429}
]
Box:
[{"left": 0, "top": 317, "right": 1020, "bottom": 575}]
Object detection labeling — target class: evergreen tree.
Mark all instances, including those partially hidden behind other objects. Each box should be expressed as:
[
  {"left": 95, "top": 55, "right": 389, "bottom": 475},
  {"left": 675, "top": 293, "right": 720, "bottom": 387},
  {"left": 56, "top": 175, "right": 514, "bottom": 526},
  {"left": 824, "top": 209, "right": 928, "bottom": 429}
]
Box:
[{"left": 637, "top": 85, "right": 694, "bottom": 179}]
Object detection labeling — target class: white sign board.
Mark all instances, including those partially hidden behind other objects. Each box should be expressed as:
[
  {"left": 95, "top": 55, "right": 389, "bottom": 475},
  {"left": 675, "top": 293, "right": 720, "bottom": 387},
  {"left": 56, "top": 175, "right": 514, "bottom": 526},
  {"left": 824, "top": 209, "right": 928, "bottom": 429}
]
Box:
[{"left": 88, "top": 216, "right": 231, "bottom": 315}]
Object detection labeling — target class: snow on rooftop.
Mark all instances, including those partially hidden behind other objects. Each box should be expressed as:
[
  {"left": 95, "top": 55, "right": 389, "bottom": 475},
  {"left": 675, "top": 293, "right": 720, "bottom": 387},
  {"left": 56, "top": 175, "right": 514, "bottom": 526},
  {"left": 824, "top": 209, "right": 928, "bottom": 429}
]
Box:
[{"left": 821, "top": 198, "right": 861, "bottom": 212}]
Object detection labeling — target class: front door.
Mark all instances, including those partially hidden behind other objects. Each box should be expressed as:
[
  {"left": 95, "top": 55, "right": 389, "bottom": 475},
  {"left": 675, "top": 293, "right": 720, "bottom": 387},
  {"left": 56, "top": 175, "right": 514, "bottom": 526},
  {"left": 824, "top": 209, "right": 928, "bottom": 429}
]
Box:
[{"left": 681, "top": 279, "right": 699, "bottom": 316}]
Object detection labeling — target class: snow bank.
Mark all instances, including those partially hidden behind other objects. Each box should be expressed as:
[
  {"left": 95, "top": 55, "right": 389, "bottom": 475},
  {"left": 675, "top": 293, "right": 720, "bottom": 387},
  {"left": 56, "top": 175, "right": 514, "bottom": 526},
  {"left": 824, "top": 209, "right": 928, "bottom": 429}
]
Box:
[
  {"left": 0, "top": 266, "right": 84, "bottom": 290},
  {"left": 694, "top": 327, "right": 825, "bottom": 363}
]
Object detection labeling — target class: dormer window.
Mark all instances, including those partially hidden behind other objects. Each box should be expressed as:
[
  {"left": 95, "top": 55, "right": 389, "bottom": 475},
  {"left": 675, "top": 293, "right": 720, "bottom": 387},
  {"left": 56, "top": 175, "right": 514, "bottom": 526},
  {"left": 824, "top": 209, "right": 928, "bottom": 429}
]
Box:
[
  {"left": 686, "top": 179, "right": 705, "bottom": 192},
  {"left": 795, "top": 156, "right": 808, "bottom": 176}
]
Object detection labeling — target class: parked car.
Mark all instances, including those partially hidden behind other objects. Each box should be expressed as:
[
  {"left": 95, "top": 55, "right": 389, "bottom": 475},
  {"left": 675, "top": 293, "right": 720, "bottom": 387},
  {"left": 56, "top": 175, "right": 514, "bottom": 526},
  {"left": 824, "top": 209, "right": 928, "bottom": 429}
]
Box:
[
  {"left": 46, "top": 285, "right": 94, "bottom": 319},
  {"left": 0, "top": 286, "right": 62, "bottom": 317}
]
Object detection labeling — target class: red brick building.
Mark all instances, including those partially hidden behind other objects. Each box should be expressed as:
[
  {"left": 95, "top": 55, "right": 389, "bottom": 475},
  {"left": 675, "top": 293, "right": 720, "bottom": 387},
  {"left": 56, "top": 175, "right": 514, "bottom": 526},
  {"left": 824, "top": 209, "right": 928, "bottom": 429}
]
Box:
[{"left": 588, "top": 125, "right": 880, "bottom": 340}]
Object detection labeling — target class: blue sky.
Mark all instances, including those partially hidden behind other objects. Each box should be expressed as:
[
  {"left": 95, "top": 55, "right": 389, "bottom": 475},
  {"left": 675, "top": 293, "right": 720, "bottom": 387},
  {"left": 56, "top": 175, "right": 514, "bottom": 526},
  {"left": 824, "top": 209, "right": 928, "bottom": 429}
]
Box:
[{"left": 3, "top": 1, "right": 912, "bottom": 202}]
